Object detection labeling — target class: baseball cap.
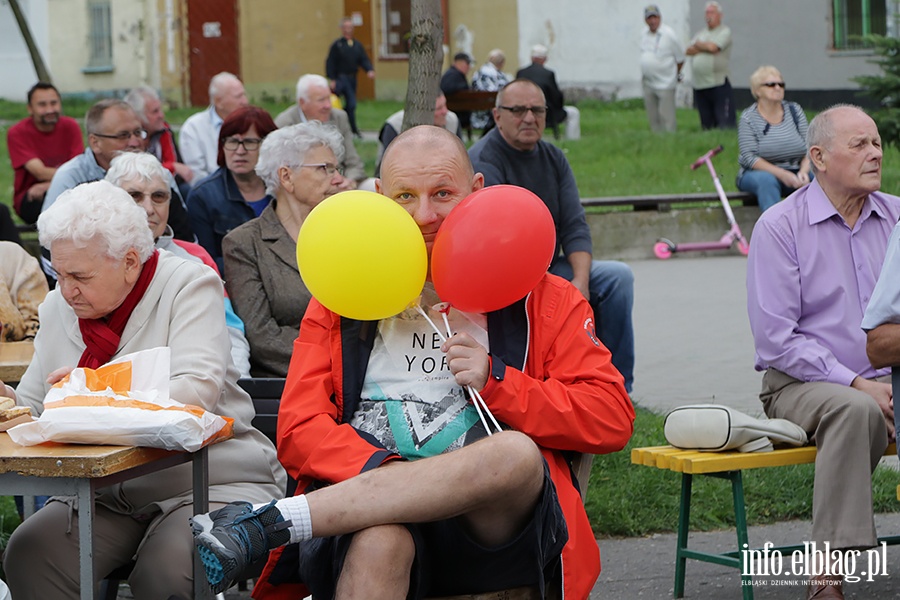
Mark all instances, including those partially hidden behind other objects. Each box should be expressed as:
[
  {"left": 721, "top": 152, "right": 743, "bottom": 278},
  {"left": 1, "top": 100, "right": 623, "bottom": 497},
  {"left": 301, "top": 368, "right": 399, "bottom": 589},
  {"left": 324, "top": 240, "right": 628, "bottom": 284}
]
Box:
[{"left": 645, "top": 5, "right": 661, "bottom": 18}]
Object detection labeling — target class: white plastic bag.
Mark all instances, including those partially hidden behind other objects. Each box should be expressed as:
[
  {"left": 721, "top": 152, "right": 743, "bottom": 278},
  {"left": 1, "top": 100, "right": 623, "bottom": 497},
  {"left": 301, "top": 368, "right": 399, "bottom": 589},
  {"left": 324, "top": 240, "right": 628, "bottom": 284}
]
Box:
[{"left": 8, "top": 347, "right": 232, "bottom": 451}]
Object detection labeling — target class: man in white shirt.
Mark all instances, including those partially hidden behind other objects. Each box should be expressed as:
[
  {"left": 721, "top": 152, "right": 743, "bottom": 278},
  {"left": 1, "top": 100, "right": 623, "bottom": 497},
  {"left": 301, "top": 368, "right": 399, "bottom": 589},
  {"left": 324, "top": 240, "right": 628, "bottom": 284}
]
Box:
[
  {"left": 274, "top": 73, "right": 372, "bottom": 191},
  {"left": 179, "top": 72, "right": 249, "bottom": 181},
  {"left": 640, "top": 5, "right": 684, "bottom": 133}
]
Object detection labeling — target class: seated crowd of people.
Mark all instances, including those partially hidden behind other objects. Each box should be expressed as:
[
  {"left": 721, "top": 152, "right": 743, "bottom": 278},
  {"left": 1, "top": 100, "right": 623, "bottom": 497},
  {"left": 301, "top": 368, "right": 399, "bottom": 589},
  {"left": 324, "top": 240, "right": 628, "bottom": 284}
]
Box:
[{"left": 2, "top": 57, "right": 899, "bottom": 600}]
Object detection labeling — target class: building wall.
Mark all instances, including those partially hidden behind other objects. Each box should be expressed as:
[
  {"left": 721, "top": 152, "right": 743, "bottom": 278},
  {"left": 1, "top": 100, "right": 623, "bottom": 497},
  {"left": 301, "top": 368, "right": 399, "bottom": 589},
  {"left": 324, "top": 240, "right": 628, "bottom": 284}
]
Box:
[
  {"left": 155, "top": 0, "right": 189, "bottom": 107},
  {"left": 688, "top": 0, "right": 884, "bottom": 109},
  {"left": 516, "top": 0, "right": 690, "bottom": 100},
  {"left": 46, "top": 0, "right": 149, "bottom": 98},
  {"left": 236, "top": 0, "right": 344, "bottom": 105},
  {"left": 446, "top": 0, "right": 519, "bottom": 73},
  {"left": 2, "top": 0, "right": 891, "bottom": 107},
  {"left": 0, "top": 0, "right": 50, "bottom": 101}
]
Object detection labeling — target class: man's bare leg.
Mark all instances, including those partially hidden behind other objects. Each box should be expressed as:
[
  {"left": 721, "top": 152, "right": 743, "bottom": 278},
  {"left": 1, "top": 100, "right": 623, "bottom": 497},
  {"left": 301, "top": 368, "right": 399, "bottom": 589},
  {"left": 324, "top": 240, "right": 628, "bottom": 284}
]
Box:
[
  {"left": 334, "top": 524, "right": 415, "bottom": 600},
  {"left": 307, "top": 430, "right": 545, "bottom": 546},
  {"left": 191, "top": 431, "right": 546, "bottom": 592}
]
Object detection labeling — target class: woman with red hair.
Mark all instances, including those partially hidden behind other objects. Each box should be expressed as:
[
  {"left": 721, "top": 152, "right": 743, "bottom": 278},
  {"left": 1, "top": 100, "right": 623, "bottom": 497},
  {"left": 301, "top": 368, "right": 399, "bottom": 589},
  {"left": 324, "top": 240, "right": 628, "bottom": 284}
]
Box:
[{"left": 187, "top": 105, "right": 277, "bottom": 270}]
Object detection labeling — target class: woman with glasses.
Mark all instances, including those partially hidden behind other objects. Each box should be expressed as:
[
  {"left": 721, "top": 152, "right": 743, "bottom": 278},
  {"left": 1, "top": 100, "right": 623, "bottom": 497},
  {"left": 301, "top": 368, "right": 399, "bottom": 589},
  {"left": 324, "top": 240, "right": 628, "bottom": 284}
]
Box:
[
  {"left": 223, "top": 121, "right": 345, "bottom": 377},
  {"left": 106, "top": 152, "right": 252, "bottom": 377},
  {"left": 187, "top": 106, "right": 277, "bottom": 270},
  {"left": 736, "top": 65, "right": 811, "bottom": 212}
]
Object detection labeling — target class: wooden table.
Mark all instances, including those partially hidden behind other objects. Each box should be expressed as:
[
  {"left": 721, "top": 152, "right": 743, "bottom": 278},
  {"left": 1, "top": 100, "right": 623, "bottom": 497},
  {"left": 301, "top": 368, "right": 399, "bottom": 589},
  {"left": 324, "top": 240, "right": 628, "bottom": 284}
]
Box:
[
  {"left": 0, "top": 341, "right": 34, "bottom": 383},
  {"left": 0, "top": 432, "right": 214, "bottom": 600}
]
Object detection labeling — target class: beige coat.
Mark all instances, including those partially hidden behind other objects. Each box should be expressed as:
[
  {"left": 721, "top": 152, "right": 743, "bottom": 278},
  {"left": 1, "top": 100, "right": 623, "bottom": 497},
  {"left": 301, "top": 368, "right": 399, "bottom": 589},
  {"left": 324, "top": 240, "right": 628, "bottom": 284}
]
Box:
[
  {"left": 223, "top": 202, "right": 311, "bottom": 378},
  {"left": 0, "top": 242, "right": 47, "bottom": 342},
  {"left": 16, "top": 250, "right": 286, "bottom": 515}
]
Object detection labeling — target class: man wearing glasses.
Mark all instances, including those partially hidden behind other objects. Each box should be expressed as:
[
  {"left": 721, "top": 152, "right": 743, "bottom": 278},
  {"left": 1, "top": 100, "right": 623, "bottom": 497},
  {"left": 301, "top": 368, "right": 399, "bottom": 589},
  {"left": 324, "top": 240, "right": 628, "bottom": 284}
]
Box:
[
  {"left": 469, "top": 79, "right": 635, "bottom": 394},
  {"left": 42, "top": 100, "right": 194, "bottom": 245}
]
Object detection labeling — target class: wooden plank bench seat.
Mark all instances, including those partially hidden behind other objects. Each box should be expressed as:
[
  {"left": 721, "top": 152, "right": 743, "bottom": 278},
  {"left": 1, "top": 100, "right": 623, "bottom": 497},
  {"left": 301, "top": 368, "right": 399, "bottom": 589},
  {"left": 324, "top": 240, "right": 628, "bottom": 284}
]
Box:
[
  {"left": 632, "top": 442, "right": 899, "bottom": 600},
  {"left": 582, "top": 191, "right": 757, "bottom": 212},
  {"left": 446, "top": 90, "right": 498, "bottom": 141}
]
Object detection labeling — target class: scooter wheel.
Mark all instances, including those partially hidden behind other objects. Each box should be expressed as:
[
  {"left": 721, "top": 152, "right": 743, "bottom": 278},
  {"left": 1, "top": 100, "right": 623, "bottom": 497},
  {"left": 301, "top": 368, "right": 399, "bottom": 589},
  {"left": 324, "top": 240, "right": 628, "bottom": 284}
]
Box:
[
  {"left": 737, "top": 239, "right": 750, "bottom": 256},
  {"left": 654, "top": 241, "right": 673, "bottom": 260}
]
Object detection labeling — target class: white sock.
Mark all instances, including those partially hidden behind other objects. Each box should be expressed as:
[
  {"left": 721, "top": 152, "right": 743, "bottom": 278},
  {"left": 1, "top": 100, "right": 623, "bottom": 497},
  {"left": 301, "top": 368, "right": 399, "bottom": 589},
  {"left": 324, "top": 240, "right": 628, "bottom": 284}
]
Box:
[{"left": 276, "top": 496, "right": 313, "bottom": 543}]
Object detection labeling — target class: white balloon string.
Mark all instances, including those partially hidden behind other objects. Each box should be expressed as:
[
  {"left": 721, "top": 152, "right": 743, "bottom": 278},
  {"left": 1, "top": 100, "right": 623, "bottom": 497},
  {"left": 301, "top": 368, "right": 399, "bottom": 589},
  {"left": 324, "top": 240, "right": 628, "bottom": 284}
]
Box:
[
  {"left": 413, "top": 304, "right": 500, "bottom": 435},
  {"left": 414, "top": 305, "right": 446, "bottom": 343},
  {"left": 434, "top": 305, "right": 501, "bottom": 435}
]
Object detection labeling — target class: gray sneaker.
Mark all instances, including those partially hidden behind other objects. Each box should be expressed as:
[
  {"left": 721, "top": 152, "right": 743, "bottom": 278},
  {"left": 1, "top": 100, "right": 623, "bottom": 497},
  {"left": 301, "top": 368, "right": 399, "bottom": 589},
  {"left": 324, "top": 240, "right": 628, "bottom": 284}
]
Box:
[{"left": 190, "top": 500, "right": 291, "bottom": 593}]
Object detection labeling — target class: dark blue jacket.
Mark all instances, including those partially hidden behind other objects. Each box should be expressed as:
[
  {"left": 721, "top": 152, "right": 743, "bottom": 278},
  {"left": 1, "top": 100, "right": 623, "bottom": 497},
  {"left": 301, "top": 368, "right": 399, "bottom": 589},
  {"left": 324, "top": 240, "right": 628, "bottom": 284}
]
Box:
[{"left": 186, "top": 167, "right": 272, "bottom": 272}]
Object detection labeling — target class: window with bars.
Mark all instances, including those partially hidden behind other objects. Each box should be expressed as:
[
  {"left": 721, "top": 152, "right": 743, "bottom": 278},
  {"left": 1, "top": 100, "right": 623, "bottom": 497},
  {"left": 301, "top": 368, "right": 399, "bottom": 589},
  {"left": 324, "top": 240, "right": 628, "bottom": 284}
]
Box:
[
  {"left": 87, "top": 0, "right": 113, "bottom": 68},
  {"left": 833, "top": 0, "right": 887, "bottom": 49},
  {"left": 382, "top": 0, "right": 412, "bottom": 58}
]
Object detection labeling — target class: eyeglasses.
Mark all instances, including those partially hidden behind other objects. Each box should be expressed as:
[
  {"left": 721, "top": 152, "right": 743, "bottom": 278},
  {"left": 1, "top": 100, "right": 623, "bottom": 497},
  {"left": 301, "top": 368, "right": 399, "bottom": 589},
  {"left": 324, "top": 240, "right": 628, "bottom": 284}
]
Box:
[
  {"left": 93, "top": 129, "right": 147, "bottom": 141},
  {"left": 128, "top": 190, "right": 170, "bottom": 205},
  {"left": 223, "top": 137, "right": 263, "bottom": 151},
  {"left": 498, "top": 105, "right": 548, "bottom": 118},
  {"left": 762, "top": 82, "right": 786, "bottom": 89},
  {"left": 300, "top": 163, "right": 344, "bottom": 176}
]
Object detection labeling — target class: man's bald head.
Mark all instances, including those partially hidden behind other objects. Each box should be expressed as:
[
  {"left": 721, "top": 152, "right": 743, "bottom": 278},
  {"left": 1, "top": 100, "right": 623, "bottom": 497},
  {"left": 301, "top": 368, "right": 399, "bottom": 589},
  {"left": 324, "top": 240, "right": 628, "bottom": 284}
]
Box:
[
  {"left": 376, "top": 126, "right": 483, "bottom": 268},
  {"left": 380, "top": 125, "right": 474, "bottom": 183}
]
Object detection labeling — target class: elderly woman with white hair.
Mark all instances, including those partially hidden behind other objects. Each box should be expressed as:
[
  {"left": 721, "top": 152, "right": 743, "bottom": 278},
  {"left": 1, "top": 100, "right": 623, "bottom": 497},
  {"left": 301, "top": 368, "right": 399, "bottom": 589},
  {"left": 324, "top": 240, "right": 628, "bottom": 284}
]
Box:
[
  {"left": 105, "top": 151, "right": 251, "bottom": 377},
  {"left": 737, "top": 65, "right": 812, "bottom": 211},
  {"left": 223, "top": 121, "right": 344, "bottom": 378},
  {"left": 0, "top": 180, "right": 286, "bottom": 599},
  {"left": 471, "top": 48, "right": 510, "bottom": 131}
]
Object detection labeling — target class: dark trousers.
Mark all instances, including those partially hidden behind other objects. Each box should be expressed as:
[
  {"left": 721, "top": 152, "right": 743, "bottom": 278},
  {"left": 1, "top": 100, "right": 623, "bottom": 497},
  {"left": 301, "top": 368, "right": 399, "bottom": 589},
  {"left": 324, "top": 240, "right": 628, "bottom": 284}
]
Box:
[
  {"left": 17, "top": 194, "right": 43, "bottom": 225},
  {"left": 0, "top": 204, "right": 22, "bottom": 245},
  {"left": 335, "top": 73, "right": 360, "bottom": 134},
  {"left": 694, "top": 78, "right": 736, "bottom": 130}
]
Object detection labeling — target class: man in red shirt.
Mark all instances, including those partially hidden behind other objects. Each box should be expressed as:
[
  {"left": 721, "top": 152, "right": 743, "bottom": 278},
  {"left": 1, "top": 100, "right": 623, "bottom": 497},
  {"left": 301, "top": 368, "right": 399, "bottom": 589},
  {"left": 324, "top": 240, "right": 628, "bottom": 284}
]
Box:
[{"left": 7, "top": 82, "right": 83, "bottom": 224}]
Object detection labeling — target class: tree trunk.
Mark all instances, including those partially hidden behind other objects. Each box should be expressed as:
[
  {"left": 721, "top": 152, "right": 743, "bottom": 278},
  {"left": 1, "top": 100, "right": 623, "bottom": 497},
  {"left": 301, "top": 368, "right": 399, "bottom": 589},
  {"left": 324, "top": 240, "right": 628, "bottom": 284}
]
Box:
[
  {"left": 401, "top": 0, "right": 443, "bottom": 131},
  {"left": 8, "top": 0, "right": 52, "bottom": 83}
]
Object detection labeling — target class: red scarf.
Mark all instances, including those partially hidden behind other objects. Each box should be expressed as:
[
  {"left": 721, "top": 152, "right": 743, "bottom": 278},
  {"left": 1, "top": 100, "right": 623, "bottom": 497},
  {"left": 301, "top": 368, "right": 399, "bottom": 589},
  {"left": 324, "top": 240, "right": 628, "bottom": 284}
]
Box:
[{"left": 77, "top": 250, "right": 159, "bottom": 369}]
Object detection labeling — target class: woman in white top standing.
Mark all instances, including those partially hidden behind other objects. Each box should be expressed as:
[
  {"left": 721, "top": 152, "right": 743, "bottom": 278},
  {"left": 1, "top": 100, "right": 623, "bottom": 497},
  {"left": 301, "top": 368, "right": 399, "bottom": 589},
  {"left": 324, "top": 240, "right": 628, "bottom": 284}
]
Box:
[{"left": 736, "top": 65, "right": 812, "bottom": 211}]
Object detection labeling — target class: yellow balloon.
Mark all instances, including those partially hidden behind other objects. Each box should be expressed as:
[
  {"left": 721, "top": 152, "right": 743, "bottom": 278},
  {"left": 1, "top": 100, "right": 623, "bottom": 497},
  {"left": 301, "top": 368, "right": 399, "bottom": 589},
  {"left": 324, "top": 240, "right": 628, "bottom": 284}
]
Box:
[{"left": 297, "top": 191, "right": 427, "bottom": 320}]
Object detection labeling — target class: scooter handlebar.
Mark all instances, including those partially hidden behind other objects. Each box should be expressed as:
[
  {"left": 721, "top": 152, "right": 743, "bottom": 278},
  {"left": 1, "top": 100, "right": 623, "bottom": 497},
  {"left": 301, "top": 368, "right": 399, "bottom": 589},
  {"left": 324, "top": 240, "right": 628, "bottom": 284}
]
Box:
[{"left": 690, "top": 145, "right": 725, "bottom": 170}]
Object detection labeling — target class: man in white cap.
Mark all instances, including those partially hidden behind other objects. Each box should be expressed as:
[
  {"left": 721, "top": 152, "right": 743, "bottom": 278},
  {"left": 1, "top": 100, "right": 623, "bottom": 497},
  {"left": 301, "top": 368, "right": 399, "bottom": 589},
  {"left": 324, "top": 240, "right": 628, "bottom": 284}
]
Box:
[{"left": 640, "top": 5, "right": 685, "bottom": 133}]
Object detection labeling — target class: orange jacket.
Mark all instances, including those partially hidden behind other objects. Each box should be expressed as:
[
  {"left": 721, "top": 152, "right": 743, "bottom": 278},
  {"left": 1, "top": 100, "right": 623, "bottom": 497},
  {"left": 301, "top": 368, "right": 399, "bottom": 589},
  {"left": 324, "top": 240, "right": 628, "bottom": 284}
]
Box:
[{"left": 252, "top": 273, "right": 635, "bottom": 599}]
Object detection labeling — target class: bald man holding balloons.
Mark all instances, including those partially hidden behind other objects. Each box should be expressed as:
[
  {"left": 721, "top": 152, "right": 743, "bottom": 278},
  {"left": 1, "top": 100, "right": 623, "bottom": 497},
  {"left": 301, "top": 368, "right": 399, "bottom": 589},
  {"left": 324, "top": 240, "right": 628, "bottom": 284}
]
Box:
[{"left": 192, "top": 125, "right": 635, "bottom": 600}]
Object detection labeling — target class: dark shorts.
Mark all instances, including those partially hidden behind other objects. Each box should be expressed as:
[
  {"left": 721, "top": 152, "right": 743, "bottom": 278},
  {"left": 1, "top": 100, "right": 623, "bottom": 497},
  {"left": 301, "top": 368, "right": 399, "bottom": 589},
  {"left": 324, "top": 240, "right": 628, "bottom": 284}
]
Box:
[{"left": 297, "top": 460, "right": 568, "bottom": 599}]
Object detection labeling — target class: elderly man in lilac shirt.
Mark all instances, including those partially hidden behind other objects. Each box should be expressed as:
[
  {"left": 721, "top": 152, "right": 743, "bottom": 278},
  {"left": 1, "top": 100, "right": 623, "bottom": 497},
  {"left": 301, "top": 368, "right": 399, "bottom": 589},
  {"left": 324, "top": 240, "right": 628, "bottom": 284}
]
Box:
[{"left": 747, "top": 105, "right": 898, "bottom": 599}]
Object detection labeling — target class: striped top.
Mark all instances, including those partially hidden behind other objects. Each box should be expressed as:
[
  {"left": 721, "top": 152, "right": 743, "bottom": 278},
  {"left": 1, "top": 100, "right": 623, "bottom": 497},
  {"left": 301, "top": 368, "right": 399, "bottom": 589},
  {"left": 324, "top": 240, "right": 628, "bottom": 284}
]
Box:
[{"left": 738, "top": 101, "right": 808, "bottom": 176}]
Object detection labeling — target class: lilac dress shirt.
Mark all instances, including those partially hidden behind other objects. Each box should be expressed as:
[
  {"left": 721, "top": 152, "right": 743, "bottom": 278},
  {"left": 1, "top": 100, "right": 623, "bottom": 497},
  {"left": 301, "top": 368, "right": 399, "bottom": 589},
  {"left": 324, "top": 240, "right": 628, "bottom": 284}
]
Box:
[{"left": 747, "top": 179, "right": 900, "bottom": 385}]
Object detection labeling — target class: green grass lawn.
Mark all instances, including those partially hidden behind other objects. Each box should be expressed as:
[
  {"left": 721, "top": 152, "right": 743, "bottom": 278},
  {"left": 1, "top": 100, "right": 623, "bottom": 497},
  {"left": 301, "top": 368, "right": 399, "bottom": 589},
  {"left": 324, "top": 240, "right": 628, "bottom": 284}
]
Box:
[
  {"left": 588, "top": 407, "right": 899, "bottom": 539},
  {"left": 4, "top": 96, "right": 900, "bottom": 220}
]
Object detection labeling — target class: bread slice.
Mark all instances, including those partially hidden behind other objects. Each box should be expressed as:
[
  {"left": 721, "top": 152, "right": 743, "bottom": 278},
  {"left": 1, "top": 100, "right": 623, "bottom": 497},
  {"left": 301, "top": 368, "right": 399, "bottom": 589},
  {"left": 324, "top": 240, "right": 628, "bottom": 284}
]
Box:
[
  {"left": 0, "top": 406, "right": 31, "bottom": 422},
  {"left": 0, "top": 396, "right": 14, "bottom": 412}
]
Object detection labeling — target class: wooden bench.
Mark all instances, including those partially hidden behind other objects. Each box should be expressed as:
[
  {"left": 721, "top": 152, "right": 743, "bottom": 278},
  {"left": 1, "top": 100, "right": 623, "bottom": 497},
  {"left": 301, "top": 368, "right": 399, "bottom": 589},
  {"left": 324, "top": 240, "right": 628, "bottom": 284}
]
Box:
[
  {"left": 632, "top": 440, "right": 899, "bottom": 600},
  {"left": 445, "top": 90, "right": 498, "bottom": 141},
  {"left": 582, "top": 191, "right": 757, "bottom": 212}
]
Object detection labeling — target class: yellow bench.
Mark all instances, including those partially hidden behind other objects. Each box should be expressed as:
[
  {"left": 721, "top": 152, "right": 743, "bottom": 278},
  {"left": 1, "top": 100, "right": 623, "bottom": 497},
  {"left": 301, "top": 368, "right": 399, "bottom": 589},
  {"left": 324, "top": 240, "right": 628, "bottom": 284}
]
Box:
[{"left": 632, "top": 442, "right": 898, "bottom": 600}]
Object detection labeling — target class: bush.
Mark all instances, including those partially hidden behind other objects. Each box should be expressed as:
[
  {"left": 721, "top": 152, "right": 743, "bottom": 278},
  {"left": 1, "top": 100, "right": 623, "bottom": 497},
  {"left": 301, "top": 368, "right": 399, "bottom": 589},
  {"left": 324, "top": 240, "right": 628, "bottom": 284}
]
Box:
[{"left": 854, "top": 35, "right": 900, "bottom": 149}]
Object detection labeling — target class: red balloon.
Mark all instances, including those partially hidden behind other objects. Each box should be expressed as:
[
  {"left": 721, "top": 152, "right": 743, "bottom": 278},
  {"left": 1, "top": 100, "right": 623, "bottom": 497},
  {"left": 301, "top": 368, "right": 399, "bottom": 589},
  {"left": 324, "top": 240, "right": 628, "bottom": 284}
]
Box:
[{"left": 432, "top": 185, "right": 556, "bottom": 313}]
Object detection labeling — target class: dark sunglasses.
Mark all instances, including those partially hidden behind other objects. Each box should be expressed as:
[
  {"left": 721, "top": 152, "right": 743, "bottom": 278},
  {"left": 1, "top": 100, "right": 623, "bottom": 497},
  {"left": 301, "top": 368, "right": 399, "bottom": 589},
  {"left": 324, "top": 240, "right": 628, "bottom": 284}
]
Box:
[{"left": 762, "top": 82, "right": 786, "bottom": 89}]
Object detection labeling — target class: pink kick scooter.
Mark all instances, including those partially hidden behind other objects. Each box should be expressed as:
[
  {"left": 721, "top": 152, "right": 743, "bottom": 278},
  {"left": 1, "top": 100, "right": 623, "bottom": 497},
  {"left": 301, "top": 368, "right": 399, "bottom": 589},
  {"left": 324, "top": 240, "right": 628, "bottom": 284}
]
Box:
[{"left": 653, "top": 145, "right": 750, "bottom": 259}]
